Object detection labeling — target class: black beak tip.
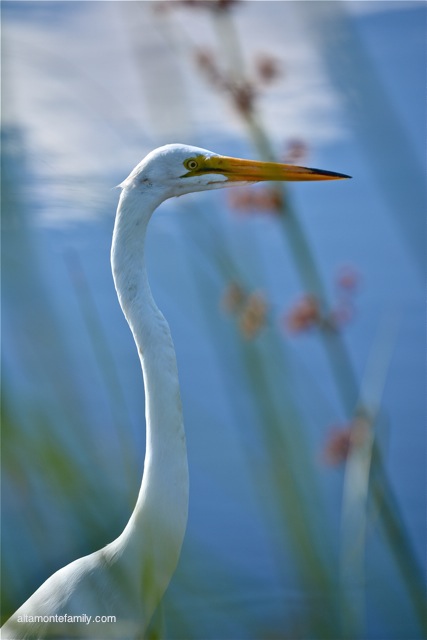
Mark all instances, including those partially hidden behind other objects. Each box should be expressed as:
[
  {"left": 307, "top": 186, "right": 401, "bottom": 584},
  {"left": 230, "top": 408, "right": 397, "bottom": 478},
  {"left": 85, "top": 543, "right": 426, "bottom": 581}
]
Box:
[{"left": 312, "top": 167, "right": 352, "bottom": 180}]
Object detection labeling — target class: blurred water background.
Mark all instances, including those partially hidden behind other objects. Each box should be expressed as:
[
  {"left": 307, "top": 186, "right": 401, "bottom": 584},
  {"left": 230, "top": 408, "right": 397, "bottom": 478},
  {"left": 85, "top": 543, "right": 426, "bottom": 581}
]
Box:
[{"left": 1, "top": 2, "right": 426, "bottom": 639}]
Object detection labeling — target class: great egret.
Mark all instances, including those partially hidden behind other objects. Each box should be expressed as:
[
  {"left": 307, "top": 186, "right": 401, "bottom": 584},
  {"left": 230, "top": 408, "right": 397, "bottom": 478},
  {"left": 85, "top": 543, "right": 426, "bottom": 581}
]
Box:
[{"left": 2, "top": 144, "right": 349, "bottom": 639}]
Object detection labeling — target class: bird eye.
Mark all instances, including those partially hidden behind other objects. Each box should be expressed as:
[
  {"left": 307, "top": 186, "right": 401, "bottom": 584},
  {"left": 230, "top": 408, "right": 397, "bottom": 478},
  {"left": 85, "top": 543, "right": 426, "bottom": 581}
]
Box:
[{"left": 185, "top": 159, "right": 199, "bottom": 171}]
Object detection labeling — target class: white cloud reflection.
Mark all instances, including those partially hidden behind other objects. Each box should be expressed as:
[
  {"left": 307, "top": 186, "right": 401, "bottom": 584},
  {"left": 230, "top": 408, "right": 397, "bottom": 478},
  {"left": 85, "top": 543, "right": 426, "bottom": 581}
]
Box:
[{"left": 2, "top": 1, "right": 350, "bottom": 224}]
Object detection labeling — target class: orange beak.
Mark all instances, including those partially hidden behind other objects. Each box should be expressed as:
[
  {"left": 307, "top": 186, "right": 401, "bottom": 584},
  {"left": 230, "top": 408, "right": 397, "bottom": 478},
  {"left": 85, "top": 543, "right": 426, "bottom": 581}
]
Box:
[{"left": 203, "top": 154, "right": 351, "bottom": 182}]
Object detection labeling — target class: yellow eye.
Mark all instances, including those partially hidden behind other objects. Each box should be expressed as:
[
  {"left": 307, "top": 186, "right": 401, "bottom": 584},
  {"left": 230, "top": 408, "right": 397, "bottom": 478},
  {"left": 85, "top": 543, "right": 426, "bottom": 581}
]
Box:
[{"left": 185, "top": 158, "right": 199, "bottom": 171}]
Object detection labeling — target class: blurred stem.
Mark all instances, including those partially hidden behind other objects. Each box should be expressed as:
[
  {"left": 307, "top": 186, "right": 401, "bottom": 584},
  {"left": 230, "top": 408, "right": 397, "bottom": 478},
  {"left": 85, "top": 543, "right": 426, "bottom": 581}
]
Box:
[
  {"left": 340, "top": 416, "right": 373, "bottom": 637},
  {"left": 370, "top": 441, "right": 427, "bottom": 635},
  {"left": 339, "top": 315, "right": 399, "bottom": 635},
  {"left": 212, "top": 7, "right": 245, "bottom": 84},
  {"left": 64, "top": 249, "right": 137, "bottom": 494}
]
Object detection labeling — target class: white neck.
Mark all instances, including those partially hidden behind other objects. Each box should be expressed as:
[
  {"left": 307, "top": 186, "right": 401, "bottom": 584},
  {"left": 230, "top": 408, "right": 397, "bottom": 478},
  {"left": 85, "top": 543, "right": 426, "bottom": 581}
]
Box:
[{"left": 110, "top": 186, "right": 189, "bottom": 624}]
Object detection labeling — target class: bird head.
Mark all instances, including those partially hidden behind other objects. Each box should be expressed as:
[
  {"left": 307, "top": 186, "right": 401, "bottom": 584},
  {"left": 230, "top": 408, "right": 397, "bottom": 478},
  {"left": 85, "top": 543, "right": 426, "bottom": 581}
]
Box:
[{"left": 119, "top": 143, "right": 350, "bottom": 199}]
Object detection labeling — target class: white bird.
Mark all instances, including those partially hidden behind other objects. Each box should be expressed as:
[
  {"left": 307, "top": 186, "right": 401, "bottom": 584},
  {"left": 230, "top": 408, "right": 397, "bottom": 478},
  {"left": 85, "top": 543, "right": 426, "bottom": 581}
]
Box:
[{"left": 2, "top": 144, "right": 349, "bottom": 639}]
